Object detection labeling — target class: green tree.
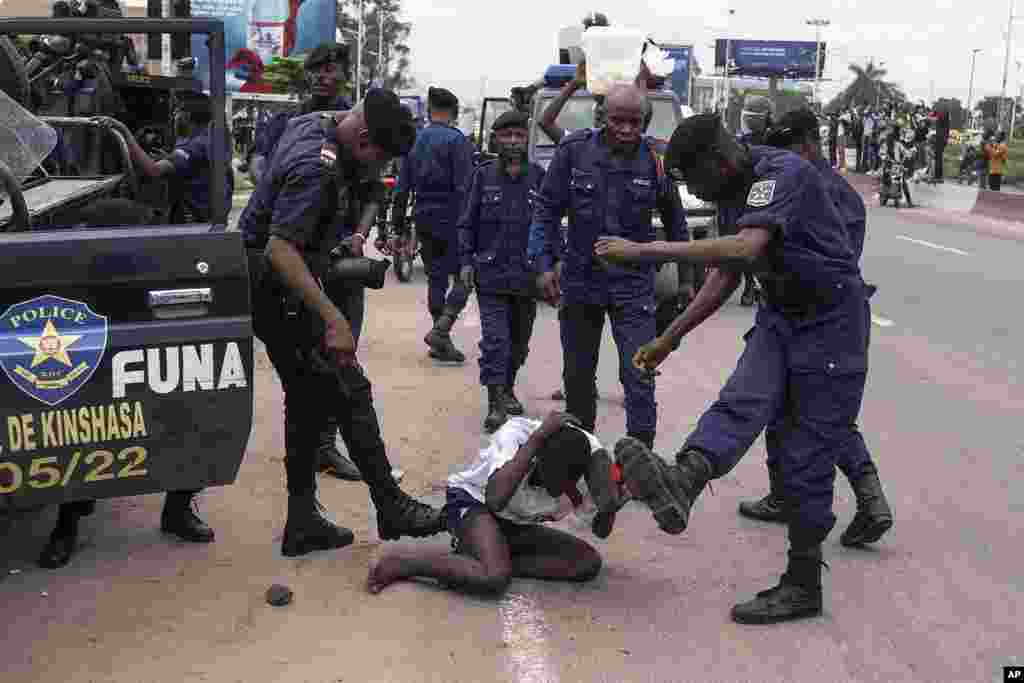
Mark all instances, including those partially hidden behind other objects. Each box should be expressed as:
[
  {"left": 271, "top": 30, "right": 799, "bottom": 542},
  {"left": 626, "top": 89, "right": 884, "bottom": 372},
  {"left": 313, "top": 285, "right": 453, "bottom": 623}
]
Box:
[
  {"left": 337, "top": 0, "right": 415, "bottom": 93},
  {"left": 827, "top": 61, "right": 905, "bottom": 112},
  {"left": 261, "top": 57, "right": 309, "bottom": 97}
]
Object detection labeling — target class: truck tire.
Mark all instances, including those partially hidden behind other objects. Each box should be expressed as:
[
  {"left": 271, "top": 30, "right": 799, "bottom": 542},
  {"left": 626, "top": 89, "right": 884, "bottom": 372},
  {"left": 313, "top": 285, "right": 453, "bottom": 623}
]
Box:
[{"left": 0, "top": 36, "right": 30, "bottom": 107}]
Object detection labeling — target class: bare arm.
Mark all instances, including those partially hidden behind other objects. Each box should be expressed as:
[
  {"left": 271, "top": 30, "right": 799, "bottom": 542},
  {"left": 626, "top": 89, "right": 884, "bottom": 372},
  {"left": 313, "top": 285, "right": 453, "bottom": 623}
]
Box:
[
  {"left": 539, "top": 78, "right": 582, "bottom": 144},
  {"left": 595, "top": 228, "right": 774, "bottom": 269},
  {"left": 484, "top": 412, "right": 578, "bottom": 512},
  {"left": 662, "top": 267, "right": 742, "bottom": 344},
  {"left": 265, "top": 236, "right": 348, "bottom": 331},
  {"left": 485, "top": 431, "right": 548, "bottom": 513}
]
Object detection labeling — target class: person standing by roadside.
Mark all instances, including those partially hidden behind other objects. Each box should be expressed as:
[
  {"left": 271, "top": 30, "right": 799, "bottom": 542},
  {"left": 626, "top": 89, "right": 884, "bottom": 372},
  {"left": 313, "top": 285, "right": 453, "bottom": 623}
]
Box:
[
  {"left": 933, "top": 109, "right": 950, "bottom": 182},
  {"left": 986, "top": 132, "right": 1009, "bottom": 191}
]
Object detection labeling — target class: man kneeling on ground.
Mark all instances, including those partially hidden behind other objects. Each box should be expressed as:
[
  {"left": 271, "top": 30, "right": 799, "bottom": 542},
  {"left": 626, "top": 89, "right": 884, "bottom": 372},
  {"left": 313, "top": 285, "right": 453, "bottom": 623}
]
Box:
[{"left": 368, "top": 411, "right": 652, "bottom": 596}]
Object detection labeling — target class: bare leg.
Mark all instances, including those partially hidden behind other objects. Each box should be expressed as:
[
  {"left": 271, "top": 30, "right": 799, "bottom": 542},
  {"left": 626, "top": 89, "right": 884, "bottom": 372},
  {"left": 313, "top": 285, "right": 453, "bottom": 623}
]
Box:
[
  {"left": 368, "top": 509, "right": 512, "bottom": 596},
  {"left": 503, "top": 523, "right": 603, "bottom": 583}
]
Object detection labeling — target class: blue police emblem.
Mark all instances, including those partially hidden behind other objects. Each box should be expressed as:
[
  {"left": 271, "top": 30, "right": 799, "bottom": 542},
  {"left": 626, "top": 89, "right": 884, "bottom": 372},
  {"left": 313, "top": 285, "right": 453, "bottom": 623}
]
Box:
[{"left": 0, "top": 295, "right": 108, "bottom": 407}]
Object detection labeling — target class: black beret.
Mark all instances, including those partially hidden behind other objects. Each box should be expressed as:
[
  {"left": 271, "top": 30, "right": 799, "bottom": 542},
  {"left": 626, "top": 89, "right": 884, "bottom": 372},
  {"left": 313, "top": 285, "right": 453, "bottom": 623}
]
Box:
[
  {"left": 363, "top": 88, "right": 417, "bottom": 157},
  {"left": 492, "top": 110, "right": 529, "bottom": 131},
  {"left": 427, "top": 86, "right": 459, "bottom": 111},
  {"left": 305, "top": 43, "right": 348, "bottom": 71},
  {"left": 665, "top": 112, "right": 721, "bottom": 178},
  {"left": 766, "top": 108, "right": 821, "bottom": 147}
]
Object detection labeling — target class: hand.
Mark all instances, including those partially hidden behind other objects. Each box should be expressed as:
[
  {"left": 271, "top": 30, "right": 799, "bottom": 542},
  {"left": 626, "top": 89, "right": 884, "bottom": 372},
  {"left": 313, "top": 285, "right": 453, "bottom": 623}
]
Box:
[
  {"left": 373, "top": 235, "right": 388, "bottom": 254},
  {"left": 91, "top": 116, "right": 132, "bottom": 141},
  {"left": 348, "top": 233, "right": 366, "bottom": 257},
  {"left": 594, "top": 236, "right": 642, "bottom": 266},
  {"left": 460, "top": 264, "right": 475, "bottom": 291},
  {"left": 323, "top": 316, "right": 357, "bottom": 367},
  {"left": 538, "top": 271, "right": 560, "bottom": 306},
  {"left": 633, "top": 336, "right": 674, "bottom": 373},
  {"left": 538, "top": 411, "right": 581, "bottom": 439}
]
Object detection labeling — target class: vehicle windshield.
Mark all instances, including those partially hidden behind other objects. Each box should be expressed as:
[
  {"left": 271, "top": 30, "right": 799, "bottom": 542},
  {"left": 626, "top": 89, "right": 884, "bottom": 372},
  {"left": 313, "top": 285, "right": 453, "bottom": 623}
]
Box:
[
  {"left": 534, "top": 94, "right": 678, "bottom": 146},
  {"left": 482, "top": 100, "right": 513, "bottom": 135},
  {"left": 0, "top": 90, "right": 57, "bottom": 185},
  {"left": 534, "top": 96, "right": 597, "bottom": 146}
]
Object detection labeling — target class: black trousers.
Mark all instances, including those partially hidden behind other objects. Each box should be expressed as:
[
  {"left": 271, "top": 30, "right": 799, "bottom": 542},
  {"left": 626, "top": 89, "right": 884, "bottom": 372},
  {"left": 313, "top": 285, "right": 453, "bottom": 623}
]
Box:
[{"left": 254, "top": 288, "right": 398, "bottom": 501}]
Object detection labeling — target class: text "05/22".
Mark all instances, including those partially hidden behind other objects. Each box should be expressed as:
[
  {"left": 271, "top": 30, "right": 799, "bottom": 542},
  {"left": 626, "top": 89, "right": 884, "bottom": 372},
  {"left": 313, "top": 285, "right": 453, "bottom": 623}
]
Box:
[{"left": 0, "top": 446, "right": 149, "bottom": 494}]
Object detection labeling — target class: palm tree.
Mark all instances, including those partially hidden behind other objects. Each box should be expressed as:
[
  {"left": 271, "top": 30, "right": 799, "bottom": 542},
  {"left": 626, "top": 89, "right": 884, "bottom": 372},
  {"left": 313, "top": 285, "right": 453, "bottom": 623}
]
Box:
[{"left": 827, "top": 61, "right": 905, "bottom": 112}]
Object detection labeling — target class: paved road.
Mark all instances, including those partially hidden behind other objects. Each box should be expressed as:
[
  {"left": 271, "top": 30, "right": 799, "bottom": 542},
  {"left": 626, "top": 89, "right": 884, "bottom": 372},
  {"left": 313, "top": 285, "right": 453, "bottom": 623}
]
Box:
[{"left": 1, "top": 203, "right": 1022, "bottom": 683}]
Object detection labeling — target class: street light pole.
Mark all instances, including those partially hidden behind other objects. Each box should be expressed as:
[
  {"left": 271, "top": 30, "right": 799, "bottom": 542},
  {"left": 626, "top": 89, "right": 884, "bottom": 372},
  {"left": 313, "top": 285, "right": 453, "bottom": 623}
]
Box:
[
  {"left": 1011, "top": 60, "right": 1022, "bottom": 139},
  {"left": 723, "top": 9, "right": 735, "bottom": 116},
  {"left": 968, "top": 48, "right": 982, "bottom": 126},
  {"left": 807, "top": 18, "right": 830, "bottom": 109},
  {"left": 999, "top": 0, "right": 1015, "bottom": 130}
]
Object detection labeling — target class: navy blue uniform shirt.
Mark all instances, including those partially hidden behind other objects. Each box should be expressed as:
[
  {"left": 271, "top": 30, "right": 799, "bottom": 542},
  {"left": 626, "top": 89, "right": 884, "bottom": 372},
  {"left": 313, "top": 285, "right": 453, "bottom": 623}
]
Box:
[
  {"left": 457, "top": 159, "right": 546, "bottom": 296},
  {"left": 528, "top": 129, "right": 688, "bottom": 306},
  {"left": 813, "top": 158, "right": 867, "bottom": 261},
  {"left": 254, "top": 95, "right": 353, "bottom": 162},
  {"left": 238, "top": 112, "right": 385, "bottom": 257},
  {"left": 736, "top": 146, "right": 859, "bottom": 307},
  {"left": 394, "top": 122, "right": 474, "bottom": 227},
  {"left": 170, "top": 125, "right": 235, "bottom": 221}
]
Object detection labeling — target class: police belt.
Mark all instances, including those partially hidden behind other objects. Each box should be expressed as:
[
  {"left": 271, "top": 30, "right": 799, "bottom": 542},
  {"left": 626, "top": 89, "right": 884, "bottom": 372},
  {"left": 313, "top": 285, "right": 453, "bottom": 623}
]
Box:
[{"left": 757, "top": 275, "right": 863, "bottom": 318}]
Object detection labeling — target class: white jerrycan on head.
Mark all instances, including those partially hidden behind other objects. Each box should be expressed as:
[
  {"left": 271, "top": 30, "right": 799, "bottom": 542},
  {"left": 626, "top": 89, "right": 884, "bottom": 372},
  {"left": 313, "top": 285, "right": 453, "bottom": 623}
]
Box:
[{"left": 581, "top": 25, "right": 647, "bottom": 95}]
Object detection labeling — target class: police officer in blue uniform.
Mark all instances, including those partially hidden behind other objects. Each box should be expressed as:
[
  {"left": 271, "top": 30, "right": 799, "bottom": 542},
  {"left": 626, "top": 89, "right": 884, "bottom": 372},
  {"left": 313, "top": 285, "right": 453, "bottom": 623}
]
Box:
[
  {"left": 95, "top": 92, "right": 234, "bottom": 225},
  {"left": 458, "top": 110, "right": 545, "bottom": 432},
  {"left": 738, "top": 108, "right": 892, "bottom": 547},
  {"left": 714, "top": 95, "right": 773, "bottom": 307},
  {"left": 243, "top": 90, "right": 443, "bottom": 556},
  {"left": 249, "top": 43, "right": 353, "bottom": 186},
  {"left": 242, "top": 43, "right": 365, "bottom": 482},
  {"left": 528, "top": 84, "right": 688, "bottom": 450},
  {"left": 392, "top": 86, "right": 475, "bottom": 363},
  {"left": 596, "top": 111, "right": 876, "bottom": 624}
]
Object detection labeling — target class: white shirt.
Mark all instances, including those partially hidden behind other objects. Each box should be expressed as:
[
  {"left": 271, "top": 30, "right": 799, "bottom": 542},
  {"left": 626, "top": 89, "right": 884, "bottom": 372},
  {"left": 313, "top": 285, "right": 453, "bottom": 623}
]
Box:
[{"left": 447, "top": 417, "right": 604, "bottom": 525}]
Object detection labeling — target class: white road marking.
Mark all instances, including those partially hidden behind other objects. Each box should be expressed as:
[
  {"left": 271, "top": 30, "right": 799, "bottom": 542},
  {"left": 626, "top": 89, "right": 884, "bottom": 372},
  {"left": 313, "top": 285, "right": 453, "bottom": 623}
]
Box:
[
  {"left": 871, "top": 314, "right": 895, "bottom": 328},
  {"left": 895, "top": 235, "right": 969, "bottom": 256}
]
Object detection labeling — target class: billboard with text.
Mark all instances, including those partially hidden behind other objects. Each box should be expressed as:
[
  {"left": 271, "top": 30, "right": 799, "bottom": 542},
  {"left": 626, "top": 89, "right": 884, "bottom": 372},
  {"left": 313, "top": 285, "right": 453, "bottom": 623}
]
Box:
[
  {"left": 188, "top": 0, "right": 337, "bottom": 94},
  {"left": 714, "top": 40, "right": 825, "bottom": 80},
  {"left": 659, "top": 43, "right": 692, "bottom": 106}
]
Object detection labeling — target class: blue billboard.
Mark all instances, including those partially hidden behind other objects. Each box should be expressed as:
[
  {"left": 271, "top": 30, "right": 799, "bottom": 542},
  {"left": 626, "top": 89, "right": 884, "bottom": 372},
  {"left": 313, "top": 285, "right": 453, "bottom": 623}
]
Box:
[
  {"left": 714, "top": 40, "right": 825, "bottom": 79},
  {"left": 188, "top": 0, "right": 337, "bottom": 94},
  {"left": 659, "top": 43, "right": 691, "bottom": 106}
]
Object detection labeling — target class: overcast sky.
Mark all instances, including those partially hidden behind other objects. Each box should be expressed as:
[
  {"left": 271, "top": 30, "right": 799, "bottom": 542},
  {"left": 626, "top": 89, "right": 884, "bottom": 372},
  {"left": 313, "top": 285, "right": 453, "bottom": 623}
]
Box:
[{"left": 395, "top": 0, "right": 1023, "bottom": 109}]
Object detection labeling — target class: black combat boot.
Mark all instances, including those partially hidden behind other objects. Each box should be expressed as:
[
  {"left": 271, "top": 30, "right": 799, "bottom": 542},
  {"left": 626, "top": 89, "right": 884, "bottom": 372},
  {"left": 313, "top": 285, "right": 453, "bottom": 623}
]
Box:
[
  {"left": 375, "top": 487, "right": 445, "bottom": 541},
  {"left": 161, "top": 491, "right": 215, "bottom": 543},
  {"left": 840, "top": 470, "right": 893, "bottom": 547},
  {"left": 586, "top": 448, "right": 624, "bottom": 539},
  {"left": 738, "top": 467, "right": 787, "bottom": 523},
  {"left": 615, "top": 440, "right": 714, "bottom": 535},
  {"left": 39, "top": 500, "right": 96, "bottom": 569},
  {"left": 424, "top": 306, "right": 465, "bottom": 363},
  {"left": 503, "top": 371, "right": 524, "bottom": 416},
  {"left": 316, "top": 417, "right": 363, "bottom": 481},
  {"left": 484, "top": 385, "right": 509, "bottom": 433},
  {"left": 281, "top": 492, "right": 355, "bottom": 557},
  {"left": 731, "top": 546, "right": 824, "bottom": 624}
]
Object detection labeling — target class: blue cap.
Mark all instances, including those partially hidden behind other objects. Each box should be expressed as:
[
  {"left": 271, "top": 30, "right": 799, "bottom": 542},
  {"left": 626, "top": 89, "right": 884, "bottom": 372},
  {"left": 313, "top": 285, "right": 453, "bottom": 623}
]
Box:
[{"left": 543, "top": 64, "right": 578, "bottom": 89}]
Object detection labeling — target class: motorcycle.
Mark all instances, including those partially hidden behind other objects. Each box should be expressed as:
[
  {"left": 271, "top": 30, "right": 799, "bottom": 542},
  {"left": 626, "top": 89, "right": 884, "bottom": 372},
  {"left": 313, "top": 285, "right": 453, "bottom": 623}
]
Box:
[{"left": 372, "top": 176, "right": 421, "bottom": 283}]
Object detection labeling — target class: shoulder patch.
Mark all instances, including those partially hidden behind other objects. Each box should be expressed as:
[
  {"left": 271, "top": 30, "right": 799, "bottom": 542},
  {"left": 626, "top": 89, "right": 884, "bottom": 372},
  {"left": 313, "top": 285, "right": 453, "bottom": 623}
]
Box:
[{"left": 746, "top": 180, "right": 776, "bottom": 208}]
